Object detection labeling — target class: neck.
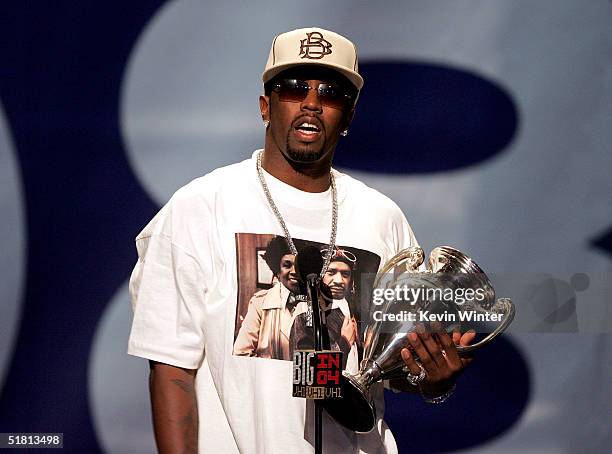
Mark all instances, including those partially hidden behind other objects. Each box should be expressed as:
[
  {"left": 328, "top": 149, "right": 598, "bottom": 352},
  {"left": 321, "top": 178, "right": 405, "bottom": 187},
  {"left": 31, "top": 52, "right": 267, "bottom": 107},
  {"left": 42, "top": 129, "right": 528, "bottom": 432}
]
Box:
[{"left": 261, "top": 144, "right": 333, "bottom": 193}]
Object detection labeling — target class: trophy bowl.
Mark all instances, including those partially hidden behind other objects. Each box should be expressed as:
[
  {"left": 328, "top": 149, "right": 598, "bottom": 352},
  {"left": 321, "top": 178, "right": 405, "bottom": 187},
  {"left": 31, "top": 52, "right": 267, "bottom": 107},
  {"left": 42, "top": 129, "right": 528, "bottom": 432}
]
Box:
[{"left": 323, "top": 246, "right": 515, "bottom": 433}]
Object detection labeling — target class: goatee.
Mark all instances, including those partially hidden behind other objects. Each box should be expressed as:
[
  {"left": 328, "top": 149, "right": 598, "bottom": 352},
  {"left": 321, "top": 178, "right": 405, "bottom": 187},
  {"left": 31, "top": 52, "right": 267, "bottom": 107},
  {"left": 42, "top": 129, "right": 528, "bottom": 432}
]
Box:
[
  {"left": 286, "top": 147, "right": 326, "bottom": 162},
  {"left": 286, "top": 137, "right": 326, "bottom": 163}
]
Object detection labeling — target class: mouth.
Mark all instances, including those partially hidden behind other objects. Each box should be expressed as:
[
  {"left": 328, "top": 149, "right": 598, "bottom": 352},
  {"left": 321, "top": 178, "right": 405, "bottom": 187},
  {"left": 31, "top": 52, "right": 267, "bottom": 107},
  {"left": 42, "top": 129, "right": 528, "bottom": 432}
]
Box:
[
  {"left": 330, "top": 286, "right": 345, "bottom": 298},
  {"left": 293, "top": 117, "right": 322, "bottom": 142},
  {"left": 287, "top": 276, "right": 300, "bottom": 286}
]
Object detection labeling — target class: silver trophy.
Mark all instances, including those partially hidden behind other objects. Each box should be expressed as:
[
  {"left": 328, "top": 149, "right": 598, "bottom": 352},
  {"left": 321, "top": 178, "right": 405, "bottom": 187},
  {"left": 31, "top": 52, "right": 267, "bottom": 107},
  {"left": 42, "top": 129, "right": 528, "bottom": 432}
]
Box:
[{"left": 323, "top": 246, "right": 515, "bottom": 432}]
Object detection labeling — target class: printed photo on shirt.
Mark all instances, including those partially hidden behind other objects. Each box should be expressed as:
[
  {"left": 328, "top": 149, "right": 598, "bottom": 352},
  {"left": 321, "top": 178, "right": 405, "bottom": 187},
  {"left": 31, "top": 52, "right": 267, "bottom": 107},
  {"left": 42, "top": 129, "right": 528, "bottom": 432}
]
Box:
[{"left": 232, "top": 233, "right": 381, "bottom": 369}]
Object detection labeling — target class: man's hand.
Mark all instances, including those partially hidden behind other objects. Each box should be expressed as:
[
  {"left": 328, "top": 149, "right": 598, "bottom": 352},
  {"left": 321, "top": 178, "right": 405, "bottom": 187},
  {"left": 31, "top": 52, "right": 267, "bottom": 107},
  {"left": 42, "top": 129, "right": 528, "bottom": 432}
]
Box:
[
  {"left": 401, "top": 323, "right": 475, "bottom": 395},
  {"left": 149, "top": 361, "right": 198, "bottom": 454},
  {"left": 389, "top": 323, "right": 474, "bottom": 395},
  {"left": 341, "top": 315, "right": 358, "bottom": 346}
]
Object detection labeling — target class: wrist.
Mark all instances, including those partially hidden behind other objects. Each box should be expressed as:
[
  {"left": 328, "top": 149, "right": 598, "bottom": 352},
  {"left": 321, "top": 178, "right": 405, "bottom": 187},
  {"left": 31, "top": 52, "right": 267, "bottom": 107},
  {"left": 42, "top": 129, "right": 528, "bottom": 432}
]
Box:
[
  {"left": 419, "top": 378, "right": 454, "bottom": 395},
  {"left": 418, "top": 379, "right": 456, "bottom": 404}
]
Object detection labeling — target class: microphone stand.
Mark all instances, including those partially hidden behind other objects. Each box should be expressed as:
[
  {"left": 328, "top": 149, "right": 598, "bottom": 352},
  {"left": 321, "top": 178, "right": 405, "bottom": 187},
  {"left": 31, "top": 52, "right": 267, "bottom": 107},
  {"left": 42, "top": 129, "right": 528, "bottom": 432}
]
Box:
[{"left": 306, "top": 274, "right": 329, "bottom": 454}]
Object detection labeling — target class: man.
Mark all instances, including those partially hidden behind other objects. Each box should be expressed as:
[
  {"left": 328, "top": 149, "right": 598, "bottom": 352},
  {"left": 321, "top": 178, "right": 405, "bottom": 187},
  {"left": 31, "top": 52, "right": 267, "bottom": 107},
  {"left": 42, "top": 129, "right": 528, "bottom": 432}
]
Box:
[
  {"left": 233, "top": 236, "right": 304, "bottom": 359},
  {"left": 320, "top": 248, "right": 360, "bottom": 368},
  {"left": 290, "top": 247, "right": 360, "bottom": 370},
  {"left": 128, "top": 27, "right": 473, "bottom": 453}
]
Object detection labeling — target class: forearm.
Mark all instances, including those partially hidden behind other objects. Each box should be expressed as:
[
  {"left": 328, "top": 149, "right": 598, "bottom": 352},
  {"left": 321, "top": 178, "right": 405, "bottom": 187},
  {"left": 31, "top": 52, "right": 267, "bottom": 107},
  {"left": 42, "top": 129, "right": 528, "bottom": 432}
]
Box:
[{"left": 149, "top": 361, "right": 198, "bottom": 454}]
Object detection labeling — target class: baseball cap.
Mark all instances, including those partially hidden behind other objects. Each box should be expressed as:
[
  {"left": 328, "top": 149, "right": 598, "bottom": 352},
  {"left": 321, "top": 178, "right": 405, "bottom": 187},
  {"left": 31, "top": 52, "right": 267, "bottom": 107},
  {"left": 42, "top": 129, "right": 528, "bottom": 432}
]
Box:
[{"left": 262, "top": 27, "right": 364, "bottom": 91}]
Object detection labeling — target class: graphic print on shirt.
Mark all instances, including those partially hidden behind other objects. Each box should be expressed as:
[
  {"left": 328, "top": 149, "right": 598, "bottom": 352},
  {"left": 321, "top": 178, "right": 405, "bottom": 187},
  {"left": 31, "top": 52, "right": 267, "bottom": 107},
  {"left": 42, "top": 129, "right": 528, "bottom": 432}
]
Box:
[{"left": 232, "top": 233, "right": 380, "bottom": 368}]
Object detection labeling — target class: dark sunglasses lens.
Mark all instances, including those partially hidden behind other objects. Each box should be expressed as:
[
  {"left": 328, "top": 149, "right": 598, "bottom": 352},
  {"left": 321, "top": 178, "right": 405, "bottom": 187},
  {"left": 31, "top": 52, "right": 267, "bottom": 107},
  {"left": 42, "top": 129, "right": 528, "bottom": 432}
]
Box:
[
  {"left": 318, "top": 84, "right": 348, "bottom": 109},
  {"left": 275, "top": 79, "right": 353, "bottom": 109},
  {"left": 277, "top": 80, "right": 309, "bottom": 102}
]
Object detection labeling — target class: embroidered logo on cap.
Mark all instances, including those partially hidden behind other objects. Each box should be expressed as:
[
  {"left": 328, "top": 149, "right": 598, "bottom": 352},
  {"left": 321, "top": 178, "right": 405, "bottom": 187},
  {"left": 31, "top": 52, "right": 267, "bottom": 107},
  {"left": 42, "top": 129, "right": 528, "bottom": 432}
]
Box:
[{"left": 299, "top": 32, "right": 332, "bottom": 59}]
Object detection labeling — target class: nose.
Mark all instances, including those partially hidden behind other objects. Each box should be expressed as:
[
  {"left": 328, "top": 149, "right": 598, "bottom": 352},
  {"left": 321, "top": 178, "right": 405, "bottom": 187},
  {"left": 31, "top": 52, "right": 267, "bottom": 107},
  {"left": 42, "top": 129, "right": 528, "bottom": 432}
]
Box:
[
  {"left": 331, "top": 273, "right": 343, "bottom": 285},
  {"left": 300, "top": 84, "right": 323, "bottom": 112}
]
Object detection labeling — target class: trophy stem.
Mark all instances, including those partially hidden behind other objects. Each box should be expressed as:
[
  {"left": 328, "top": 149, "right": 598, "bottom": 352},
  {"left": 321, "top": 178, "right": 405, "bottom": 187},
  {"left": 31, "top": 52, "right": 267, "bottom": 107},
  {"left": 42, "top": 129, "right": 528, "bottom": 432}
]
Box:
[{"left": 353, "top": 360, "right": 383, "bottom": 390}]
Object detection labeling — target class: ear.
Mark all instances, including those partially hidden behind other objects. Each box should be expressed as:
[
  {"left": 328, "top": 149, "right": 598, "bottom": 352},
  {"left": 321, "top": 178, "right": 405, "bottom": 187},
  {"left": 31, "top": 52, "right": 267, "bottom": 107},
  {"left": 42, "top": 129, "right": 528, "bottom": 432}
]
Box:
[{"left": 259, "top": 95, "right": 270, "bottom": 122}]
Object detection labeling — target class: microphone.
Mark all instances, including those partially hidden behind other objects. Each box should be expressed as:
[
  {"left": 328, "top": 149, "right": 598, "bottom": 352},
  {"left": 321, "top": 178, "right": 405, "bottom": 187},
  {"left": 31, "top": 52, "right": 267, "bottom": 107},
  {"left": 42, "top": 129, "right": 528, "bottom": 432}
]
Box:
[
  {"left": 294, "top": 245, "right": 324, "bottom": 283},
  {"left": 291, "top": 245, "right": 343, "bottom": 454},
  {"left": 295, "top": 245, "right": 335, "bottom": 301},
  {"left": 294, "top": 245, "right": 330, "bottom": 352}
]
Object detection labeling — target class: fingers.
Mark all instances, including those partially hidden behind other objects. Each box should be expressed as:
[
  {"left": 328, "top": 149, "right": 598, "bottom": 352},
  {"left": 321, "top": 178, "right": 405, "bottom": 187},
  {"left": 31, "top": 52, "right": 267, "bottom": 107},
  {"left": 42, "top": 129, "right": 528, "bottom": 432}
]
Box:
[
  {"left": 435, "top": 329, "right": 463, "bottom": 372},
  {"left": 341, "top": 315, "right": 350, "bottom": 327},
  {"left": 341, "top": 315, "right": 356, "bottom": 344},
  {"left": 452, "top": 330, "right": 461, "bottom": 345},
  {"left": 405, "top": 323, "right": 476, "bottom": 388},
  {"left": 408, "top": 329, "right": 442, "bottom": 376},
  {"left": 421, "top": 323, "right": 448, "bottom": 369},
  {"left": 400, "top": 348, "right": 422, "bottom": 376},
  {"left": 459, "top": 330, "right": 476, "bottom": 347}
]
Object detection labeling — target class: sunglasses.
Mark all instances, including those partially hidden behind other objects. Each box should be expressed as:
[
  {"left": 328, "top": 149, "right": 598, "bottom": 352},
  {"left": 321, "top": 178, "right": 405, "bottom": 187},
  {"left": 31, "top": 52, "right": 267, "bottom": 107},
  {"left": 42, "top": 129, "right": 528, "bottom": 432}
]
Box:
[
  {"left": 272, "top": 79, "right": 355, "bottom": 110},
  {"left": 320, "top": 248, "right": 357, "bottom": 263}
]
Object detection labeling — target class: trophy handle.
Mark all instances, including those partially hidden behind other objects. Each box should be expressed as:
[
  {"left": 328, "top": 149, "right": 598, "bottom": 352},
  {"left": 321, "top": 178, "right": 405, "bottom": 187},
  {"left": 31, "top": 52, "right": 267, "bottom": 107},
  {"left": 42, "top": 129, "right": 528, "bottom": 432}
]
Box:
[
  {"left": 373, "top": 247, "right": 424, "bottom": 289},
  {"left": 456, "top": 297, "right": 516, "bottom": 353}
]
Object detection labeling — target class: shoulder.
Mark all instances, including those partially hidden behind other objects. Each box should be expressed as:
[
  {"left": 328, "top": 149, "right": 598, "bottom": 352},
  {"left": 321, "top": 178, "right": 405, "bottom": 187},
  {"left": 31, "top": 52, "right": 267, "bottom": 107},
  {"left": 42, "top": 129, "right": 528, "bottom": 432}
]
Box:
[
  {"left": 171, "top": 157, "right": 253, "bottom": 205},
  {"left": 248, "top": 287, "right": 275, "bottom": 312},
  {"left": 250, "top": 288, "right": 269, "bottom": 301},
  {"left": 333, "top": 169, "right": 406, "bottom": 220},
  {"left": 333, "top": 168, "right": 419, "bottom": 251},
  {"left": 135, "top": 154, "right": 254, "bottom": 241},
  {"left": 162, "top": 155, "right": 255, "bottom": 218}
]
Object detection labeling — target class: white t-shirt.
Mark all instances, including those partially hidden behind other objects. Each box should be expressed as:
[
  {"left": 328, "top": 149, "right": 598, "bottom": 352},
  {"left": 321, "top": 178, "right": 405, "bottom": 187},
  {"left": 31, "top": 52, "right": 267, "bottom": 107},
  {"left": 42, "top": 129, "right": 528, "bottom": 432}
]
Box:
[{"left": 128, "top": 150, "right": 418, "bottom": 453}]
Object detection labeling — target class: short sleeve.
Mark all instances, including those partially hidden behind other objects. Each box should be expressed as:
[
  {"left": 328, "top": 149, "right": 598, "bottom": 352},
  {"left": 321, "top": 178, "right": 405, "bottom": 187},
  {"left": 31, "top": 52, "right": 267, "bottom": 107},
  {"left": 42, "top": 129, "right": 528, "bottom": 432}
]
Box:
[
  {"left": 128, "top": 233, "right": 207, "bottom": 369},
  {"left": 399, "top": 212, "right": 419, "bottom": 252},
  {"left": 127, "top": 184, "right": 213, "bottom": 370},
  {"left": 388, "top": 200, "right": 419, "bottom": 254}
]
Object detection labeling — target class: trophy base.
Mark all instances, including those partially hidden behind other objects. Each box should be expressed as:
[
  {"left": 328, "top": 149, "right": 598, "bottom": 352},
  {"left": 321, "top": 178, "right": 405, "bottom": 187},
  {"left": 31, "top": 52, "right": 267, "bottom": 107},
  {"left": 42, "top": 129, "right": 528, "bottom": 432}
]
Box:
[{"left": 322, "top": 371, "right": 376, "bottom": 433}]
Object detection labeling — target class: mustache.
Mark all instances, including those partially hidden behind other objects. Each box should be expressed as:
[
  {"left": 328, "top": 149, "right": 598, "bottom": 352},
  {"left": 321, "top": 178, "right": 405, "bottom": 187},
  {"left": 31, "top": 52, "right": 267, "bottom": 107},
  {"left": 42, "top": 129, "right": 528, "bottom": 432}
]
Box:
[{"left": 292, "top": 113, "right": 325, "bottom": 132}]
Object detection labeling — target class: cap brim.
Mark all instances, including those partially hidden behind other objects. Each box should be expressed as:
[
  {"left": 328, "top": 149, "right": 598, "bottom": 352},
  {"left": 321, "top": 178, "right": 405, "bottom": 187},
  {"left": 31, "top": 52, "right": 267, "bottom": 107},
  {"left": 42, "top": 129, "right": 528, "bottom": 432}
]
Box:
[{"left": 262, "top": 60, "right": 364, "bottom": 91}]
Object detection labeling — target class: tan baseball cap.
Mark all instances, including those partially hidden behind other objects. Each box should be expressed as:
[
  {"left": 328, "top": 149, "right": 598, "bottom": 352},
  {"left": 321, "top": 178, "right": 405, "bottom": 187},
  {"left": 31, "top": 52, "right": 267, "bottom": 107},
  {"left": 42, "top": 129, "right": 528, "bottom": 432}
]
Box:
[{"left": 262, "top": 27, "right": 364, "bottom": 90}]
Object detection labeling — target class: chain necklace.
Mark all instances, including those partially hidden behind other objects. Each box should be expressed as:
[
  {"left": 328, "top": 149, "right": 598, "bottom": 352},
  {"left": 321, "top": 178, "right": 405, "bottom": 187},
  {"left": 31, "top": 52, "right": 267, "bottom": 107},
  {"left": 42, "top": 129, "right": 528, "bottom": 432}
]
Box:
[{"left": 256, "top": 150, "right": 337, "bottom": 279}]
